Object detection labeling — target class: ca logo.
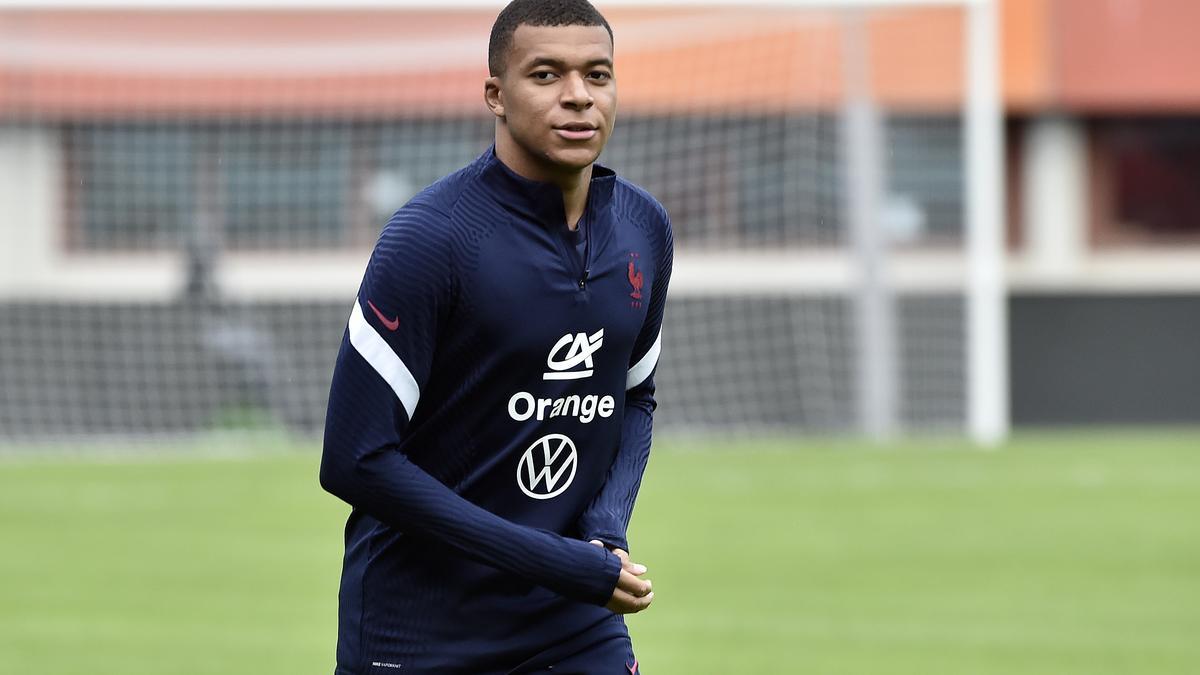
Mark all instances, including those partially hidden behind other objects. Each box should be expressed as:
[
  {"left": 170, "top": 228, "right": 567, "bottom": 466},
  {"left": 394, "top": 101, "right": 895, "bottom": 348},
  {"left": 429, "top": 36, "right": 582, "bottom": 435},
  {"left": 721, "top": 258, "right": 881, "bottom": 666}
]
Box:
[
  {"left": 543, "top": 329, "right": 604, "bottom": 380},
  {"left": 517, "top": 434, "right": 578, "bottom": 500}
]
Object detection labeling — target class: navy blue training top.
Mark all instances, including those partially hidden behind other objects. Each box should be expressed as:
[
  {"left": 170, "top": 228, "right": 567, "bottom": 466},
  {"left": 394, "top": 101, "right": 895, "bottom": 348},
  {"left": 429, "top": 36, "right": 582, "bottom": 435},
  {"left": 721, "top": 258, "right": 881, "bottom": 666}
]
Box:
[{"left": 320, "top": 147, "right": 673, "bottom": 674}]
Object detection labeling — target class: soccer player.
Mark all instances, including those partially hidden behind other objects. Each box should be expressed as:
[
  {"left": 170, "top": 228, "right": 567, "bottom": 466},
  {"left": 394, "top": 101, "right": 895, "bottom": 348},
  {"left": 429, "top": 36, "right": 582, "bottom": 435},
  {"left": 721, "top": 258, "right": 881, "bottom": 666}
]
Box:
[{"left": 319, "top": 0, "right": 673, "bottom": 672}]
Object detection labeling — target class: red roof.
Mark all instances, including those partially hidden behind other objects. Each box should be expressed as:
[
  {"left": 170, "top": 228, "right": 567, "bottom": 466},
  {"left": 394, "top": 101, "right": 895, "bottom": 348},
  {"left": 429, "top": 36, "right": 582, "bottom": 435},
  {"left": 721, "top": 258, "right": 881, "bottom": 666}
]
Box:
[{"left": 0, "top": 7, "right": 968, "bottom": 118}]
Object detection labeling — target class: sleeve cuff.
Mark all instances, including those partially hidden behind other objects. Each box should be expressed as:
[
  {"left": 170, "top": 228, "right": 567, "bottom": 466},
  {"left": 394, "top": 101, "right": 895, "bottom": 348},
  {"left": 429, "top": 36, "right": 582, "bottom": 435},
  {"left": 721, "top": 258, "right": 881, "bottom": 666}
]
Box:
[
  {"left": 587, "top": 547, "right": 625, "bottom": 606},
  {"left": 585, "top": 532, "right": 630, "bottom": 555}
]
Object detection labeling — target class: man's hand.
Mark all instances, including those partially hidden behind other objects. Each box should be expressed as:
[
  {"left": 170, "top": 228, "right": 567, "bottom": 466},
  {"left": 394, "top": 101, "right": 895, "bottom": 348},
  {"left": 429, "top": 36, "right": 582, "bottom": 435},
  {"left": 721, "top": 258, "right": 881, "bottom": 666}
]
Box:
[{"left": 589, "top": 540, "right": 654, "bottom": 614}]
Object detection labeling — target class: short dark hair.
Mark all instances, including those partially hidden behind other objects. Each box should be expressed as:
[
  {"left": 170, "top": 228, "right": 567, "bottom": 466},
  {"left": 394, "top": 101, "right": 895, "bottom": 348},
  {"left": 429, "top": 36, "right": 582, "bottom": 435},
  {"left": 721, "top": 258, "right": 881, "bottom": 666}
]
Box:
[{"left": 488, "top": 0, "right": 613, "bottom": 77}]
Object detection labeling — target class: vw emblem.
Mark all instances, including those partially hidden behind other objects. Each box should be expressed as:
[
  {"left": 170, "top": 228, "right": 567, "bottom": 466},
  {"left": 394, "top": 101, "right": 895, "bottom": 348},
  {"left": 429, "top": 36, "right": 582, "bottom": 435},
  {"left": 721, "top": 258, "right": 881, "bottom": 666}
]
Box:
[{"left": 517, "top": 433, "right": 578, "bottom": 500}]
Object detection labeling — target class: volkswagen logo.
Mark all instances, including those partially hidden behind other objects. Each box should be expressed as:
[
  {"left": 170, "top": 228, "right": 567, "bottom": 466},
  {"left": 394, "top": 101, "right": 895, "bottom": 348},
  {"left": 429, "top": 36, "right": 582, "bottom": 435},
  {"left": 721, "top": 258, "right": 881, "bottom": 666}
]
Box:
[{"left": 517, "top": 433, "right": 578, "bottom": 500}]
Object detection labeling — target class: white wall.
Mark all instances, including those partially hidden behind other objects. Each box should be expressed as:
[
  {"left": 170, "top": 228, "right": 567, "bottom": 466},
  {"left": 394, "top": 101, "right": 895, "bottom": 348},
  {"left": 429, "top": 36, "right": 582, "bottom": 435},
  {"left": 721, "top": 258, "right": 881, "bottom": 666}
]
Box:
[{"left": 0, "top": 125, "right": 61, "bottom": 295}]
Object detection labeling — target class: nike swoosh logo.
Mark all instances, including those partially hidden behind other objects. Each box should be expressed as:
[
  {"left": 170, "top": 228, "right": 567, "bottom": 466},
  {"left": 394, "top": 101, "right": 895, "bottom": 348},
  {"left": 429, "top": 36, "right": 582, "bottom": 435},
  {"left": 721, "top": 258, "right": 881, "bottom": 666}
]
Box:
[
  {"left": 367, "top": 300, "right": 399, "bottom": 332},
  {"left": 627, "top": 659, "right": 638, "bottom": 675}
]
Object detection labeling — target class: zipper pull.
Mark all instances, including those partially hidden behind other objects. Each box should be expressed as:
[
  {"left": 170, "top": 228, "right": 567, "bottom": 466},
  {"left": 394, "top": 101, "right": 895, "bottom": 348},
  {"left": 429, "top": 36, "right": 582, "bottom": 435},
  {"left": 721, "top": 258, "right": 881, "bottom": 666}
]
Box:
[{"left": 579, "top": 268, "right": 590, "bottom": 289}]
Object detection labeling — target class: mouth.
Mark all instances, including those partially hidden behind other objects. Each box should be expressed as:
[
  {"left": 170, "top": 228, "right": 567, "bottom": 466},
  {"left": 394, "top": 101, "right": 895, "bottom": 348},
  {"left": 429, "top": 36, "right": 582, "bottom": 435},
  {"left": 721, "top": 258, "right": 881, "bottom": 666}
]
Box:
[{"left": 554, "top": 123, "right": 598, "bottom": 141}]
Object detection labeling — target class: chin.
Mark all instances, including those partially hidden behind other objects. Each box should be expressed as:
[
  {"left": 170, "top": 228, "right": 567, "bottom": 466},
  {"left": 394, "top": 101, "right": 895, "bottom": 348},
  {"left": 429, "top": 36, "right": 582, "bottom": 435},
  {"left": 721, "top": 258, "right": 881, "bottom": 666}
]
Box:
[{"left": 544, "top": 145, "right": 602, "bottom": 171}]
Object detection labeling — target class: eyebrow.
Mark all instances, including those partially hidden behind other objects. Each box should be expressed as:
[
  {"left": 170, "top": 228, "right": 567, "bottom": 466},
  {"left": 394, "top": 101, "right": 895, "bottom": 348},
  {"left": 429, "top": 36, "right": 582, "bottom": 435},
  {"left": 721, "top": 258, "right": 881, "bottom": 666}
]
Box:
[{"left": 526, "top": 56, "right": 614, "bottom": 70}]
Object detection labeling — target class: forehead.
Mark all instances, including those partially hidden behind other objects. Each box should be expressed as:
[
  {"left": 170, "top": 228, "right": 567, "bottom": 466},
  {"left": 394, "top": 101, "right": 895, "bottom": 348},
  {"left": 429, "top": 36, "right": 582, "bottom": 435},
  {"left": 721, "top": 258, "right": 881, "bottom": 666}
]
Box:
[{"left": 507, "top": 24, "right": 613, "bottom": 68}]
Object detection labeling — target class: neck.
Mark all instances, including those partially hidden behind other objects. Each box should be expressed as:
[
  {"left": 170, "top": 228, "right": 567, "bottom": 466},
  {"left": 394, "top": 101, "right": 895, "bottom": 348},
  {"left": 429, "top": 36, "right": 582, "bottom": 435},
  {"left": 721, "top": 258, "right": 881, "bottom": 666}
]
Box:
[
  {"left": 557, "top": 173, "right": 591, "bottom": 231},
  {"left": 495, "top": 133, "right": 593, "bottom": 231}
]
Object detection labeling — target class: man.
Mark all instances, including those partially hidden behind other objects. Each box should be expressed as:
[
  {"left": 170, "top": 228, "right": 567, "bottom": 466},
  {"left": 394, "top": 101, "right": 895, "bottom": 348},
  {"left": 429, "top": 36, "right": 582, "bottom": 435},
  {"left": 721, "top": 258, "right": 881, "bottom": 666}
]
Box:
[{"left": 320, "top": 0, "right": 672, "bottom": 672}]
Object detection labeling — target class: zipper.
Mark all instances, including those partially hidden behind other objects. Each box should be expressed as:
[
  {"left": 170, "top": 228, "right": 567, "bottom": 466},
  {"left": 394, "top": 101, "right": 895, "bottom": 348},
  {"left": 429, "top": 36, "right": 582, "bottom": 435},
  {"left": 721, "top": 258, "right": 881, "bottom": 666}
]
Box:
[
  {"left": 578, "top": 193, "right": 593, "bottom": 290},
  {"left": 578, "top": 227, "right": 591, "bottom": 290},
  {"left": 553, "top": 194, "right": 592, "bottom": 291}
]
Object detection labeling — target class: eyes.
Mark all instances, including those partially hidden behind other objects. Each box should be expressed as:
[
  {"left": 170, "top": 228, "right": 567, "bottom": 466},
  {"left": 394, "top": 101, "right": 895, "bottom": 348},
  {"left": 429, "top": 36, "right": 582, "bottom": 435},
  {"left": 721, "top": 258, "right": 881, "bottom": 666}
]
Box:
[{"left": 530, "top": 69, "right": 612, "bottom": 84}]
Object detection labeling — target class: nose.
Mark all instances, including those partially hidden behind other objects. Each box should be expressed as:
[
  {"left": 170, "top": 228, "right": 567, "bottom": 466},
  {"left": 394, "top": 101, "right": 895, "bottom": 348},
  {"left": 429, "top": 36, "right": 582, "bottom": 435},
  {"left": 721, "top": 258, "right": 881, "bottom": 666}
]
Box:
[{"left": 560, "top": 72, "right": 593, "bottom": 110}]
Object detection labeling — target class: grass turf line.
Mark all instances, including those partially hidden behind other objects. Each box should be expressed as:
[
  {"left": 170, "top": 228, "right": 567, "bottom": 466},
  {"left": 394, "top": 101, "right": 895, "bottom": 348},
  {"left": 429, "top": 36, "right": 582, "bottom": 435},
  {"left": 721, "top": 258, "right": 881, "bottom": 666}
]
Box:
[{"left": 1, "top": 432, "right": 1198, "bottom": 674}]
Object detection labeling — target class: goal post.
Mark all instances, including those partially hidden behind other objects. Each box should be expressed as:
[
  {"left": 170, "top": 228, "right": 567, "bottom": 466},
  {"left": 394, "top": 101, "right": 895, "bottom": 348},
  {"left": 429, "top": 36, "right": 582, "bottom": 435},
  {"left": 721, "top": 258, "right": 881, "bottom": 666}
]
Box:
[
  {"left": 0, "top": 0, "right": 1006, "bottom": 445},
  {"left": 964, "top": 0, "right": 1008, "bottom": 446}
]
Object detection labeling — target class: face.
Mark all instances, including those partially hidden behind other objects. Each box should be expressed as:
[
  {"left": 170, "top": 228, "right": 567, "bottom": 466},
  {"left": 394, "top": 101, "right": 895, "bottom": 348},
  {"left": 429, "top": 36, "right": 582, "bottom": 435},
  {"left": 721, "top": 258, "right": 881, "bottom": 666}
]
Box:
[{"left": 486, "top": 24, "right": 617, "bottom": 179}]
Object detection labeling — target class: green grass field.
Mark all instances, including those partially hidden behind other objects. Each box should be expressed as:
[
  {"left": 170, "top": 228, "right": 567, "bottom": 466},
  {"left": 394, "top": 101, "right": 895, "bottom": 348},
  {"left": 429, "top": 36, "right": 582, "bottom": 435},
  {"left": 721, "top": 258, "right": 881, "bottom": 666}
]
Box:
[{"left": 2, "top": 432, "right": 1199, "bottom": 674}]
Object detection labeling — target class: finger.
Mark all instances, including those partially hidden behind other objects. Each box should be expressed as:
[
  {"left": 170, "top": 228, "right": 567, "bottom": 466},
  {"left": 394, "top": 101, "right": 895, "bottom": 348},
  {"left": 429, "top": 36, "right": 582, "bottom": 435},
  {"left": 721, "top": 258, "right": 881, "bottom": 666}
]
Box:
[
  {"left": 609, "top": 588, "right": 655, "bottom": 614},
  {"left": 613, "top": 548, "right": 630, "bottom": 564},
  {"left": 613, "top": 592, "right": 647, "bottom": 614},
  {"left": 616, "top": 569, "right": 652, "bottom": 597},
  {"left": 616, "top": 569, "right": 648, "bottom": 595},
  {"left": 588, "top": 540, "right": 604, "bottom": 548},
  {"left": 608, "top": 588, "right": 639, "bottom": 614}
]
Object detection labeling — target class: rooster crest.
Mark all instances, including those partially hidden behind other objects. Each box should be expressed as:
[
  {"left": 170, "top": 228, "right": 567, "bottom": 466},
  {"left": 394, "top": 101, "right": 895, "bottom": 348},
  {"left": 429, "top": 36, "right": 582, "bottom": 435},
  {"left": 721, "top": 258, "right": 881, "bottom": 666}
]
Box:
[{"left": 627, "top": 260, "right": 644, "bottom": 300}]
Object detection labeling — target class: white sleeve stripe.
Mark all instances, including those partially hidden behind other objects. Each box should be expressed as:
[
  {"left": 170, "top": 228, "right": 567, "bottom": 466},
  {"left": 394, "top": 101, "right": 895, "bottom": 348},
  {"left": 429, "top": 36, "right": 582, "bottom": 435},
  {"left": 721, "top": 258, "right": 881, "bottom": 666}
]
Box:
[
  {"left": 626, "top": 331, "right": 662, "bottom": 391},
  {"left": 348, "top": 300, "right": 420, "bottom": 420}
]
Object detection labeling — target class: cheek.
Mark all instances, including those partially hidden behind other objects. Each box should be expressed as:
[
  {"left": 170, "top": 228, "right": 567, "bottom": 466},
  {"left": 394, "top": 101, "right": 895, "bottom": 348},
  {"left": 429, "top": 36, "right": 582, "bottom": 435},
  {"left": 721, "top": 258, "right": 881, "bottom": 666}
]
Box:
[
  {"left": 600, "top": 97, "right": 617, "bottom": 131},
  {"left": 508, "top": 91, "right": 551, "bottom": 129}
]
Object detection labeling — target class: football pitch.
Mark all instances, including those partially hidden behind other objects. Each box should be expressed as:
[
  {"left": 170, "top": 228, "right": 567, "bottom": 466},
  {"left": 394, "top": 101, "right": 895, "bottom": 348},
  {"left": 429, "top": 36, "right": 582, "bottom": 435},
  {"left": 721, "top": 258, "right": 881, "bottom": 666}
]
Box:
[{"left": 2, "top": 432, "right": 1198, "bottom": 674}]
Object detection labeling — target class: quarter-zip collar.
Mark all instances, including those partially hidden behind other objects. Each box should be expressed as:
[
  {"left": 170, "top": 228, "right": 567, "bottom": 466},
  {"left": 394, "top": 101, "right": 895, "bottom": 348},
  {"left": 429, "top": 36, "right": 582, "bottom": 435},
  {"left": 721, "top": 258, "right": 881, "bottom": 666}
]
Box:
[{"left": 477, "top": 145, "right": 616, "bottom": 229}]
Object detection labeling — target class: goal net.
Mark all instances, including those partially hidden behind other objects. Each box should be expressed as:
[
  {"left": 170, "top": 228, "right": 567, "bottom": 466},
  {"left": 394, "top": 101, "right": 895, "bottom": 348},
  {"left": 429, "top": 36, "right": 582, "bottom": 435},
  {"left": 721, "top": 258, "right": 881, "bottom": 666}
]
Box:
[{"left": 0, "top": 0, "right": 1003, "bottom": 446}]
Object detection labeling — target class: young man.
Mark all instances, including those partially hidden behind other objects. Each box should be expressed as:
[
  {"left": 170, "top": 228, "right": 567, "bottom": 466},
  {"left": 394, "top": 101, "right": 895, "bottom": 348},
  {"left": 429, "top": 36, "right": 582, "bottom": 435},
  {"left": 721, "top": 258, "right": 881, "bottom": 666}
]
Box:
[{"left": 320, "top": 0, "right": 672, "bottom": 672}]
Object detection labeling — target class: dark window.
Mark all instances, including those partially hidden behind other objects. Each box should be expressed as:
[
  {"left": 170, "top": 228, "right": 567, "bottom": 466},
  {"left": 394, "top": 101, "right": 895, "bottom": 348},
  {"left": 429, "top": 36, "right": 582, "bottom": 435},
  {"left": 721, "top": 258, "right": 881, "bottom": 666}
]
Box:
[
  {"left": 885, "top": 115, "right": 964, "bottom": 246},
  {"left": 66, "top": 123, "right": 197, "bottom": 249},
  {"left": 217, "top": 124, "right": 356, "bottom": 249},
  {"left": 605, "top": 114, "right": 845, "bottom": 248},
  {"left": 62, "top": 120, "right": 481, "bottom": 252},
  {"left": 64, "top": 114, "right": 964, "bottom": 252},
  {"left": 1091, "top": 117, "right": 1200, "bottom": 245}
]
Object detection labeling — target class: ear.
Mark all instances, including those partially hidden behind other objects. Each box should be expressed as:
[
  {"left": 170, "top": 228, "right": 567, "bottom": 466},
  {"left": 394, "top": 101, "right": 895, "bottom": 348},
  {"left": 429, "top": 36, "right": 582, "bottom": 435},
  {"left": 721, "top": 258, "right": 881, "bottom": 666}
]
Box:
[{"left": 484, "top": 76, "right": 505, "bottom": 119}]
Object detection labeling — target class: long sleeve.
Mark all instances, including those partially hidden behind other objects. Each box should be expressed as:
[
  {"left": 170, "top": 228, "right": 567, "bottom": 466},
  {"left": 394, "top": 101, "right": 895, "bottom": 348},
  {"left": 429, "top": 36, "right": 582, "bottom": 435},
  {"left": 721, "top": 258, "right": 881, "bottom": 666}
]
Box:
[
  {"left": 576, "top": 211, "right": 674, "bottom": 554},
  {"left": 319, "top": 202, "right": 622, "bottom": 606}
]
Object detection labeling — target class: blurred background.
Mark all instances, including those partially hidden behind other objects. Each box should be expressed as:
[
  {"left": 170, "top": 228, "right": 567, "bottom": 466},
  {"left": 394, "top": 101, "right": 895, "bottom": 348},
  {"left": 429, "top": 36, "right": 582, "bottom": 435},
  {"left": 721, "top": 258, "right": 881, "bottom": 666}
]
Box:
[{"left": 1, "top": 1, "right": 1197, "bottom": 673}]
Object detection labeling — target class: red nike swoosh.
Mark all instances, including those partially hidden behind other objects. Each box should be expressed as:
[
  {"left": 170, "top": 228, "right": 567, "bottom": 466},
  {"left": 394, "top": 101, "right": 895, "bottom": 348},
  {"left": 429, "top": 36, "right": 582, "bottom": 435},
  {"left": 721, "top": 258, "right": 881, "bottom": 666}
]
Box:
[
  {"left": 367, "top": 300, "right": 399, "bottom": 332},
  {"left": 627, "top": 659, "right": 638, "bottom": 675}
]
